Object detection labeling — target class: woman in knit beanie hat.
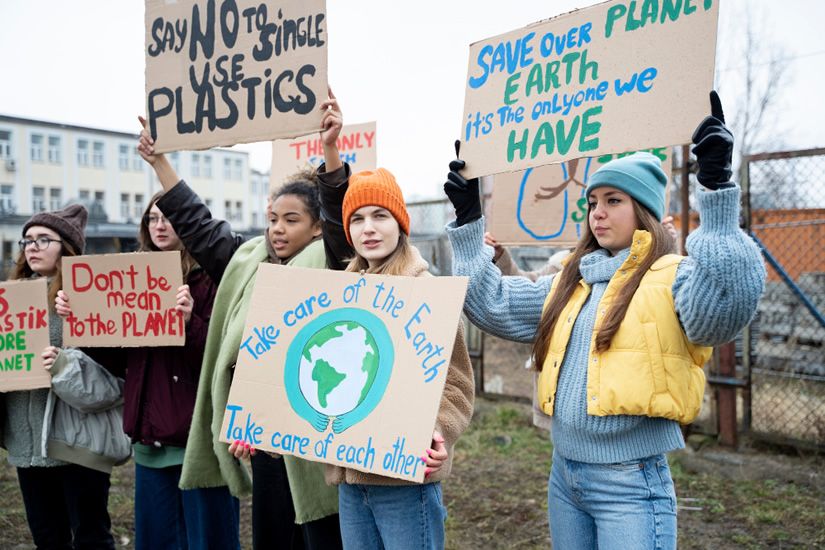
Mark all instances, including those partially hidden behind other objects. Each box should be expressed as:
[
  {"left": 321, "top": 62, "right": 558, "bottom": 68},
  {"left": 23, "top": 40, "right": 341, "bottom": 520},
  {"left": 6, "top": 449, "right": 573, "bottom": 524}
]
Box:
[
  {"left": 14, "top": 203, "right": 87, "bottom": 308},
  {"left": 3, "top": 204, "right": 131, "bottom": 549},
  {"left": 314, "top": 160, "right": 474, "bottom": 550},
  {"left": 444, "top": 92, "right": 766, "bottom": 548}
]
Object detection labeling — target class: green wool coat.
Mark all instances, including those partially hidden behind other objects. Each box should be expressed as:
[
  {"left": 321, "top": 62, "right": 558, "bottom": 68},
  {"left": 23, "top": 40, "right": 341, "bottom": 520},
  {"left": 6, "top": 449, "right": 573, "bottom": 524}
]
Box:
[{"left": 179, "top": 237, "right": 339, "bottom": 523}]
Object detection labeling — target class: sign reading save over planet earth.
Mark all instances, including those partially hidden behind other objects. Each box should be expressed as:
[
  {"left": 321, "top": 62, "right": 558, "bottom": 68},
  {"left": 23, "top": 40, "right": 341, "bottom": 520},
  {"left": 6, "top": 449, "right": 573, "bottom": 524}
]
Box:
[{"left": 221, "top": 264, "right": 468, "bottom": 482}]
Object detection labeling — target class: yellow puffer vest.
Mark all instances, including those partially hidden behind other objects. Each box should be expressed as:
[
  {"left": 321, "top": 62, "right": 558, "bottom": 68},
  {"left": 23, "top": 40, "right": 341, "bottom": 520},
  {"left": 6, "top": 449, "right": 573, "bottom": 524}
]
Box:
[{"left": 537, "top": 231, "right": 711, "bottom": 424}]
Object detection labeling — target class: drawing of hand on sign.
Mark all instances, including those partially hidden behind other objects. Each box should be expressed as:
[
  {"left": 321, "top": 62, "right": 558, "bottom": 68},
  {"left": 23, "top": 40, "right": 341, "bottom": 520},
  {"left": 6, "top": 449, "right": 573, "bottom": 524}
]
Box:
[
  {"left": 533, "top": 158, "right": 587, "bottom": 201},
  {"left": 491, "top": 148, "right": 671, "bottom": 247},
  {"left": 284, "top": 308, "right": 394, "bottom": 434},
  {"left": 508, "top": 158, "right": 594, "bottom": 244}
]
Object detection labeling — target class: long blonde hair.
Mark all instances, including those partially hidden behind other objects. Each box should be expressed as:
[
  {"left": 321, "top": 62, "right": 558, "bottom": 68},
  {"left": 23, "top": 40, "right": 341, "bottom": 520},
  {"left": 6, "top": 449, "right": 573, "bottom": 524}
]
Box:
[
  {"left": 531, "top": 199, "right": 676, "bottom": 370},
  {"left": 11, "top": 239, "right": 78, "bottom": 311}
]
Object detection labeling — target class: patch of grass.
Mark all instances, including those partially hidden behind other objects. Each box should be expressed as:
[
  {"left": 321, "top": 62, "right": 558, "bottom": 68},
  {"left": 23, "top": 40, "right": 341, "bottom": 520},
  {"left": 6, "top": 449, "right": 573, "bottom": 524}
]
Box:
[{"left": 2, "top": 398, "right": 824, "bottom": 550}]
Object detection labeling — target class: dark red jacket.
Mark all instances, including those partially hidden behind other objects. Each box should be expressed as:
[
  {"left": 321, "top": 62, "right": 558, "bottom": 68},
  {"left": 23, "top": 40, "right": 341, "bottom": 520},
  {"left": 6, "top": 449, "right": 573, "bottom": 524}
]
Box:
[{"left": 117, "top": 267, "right": 217, "bottom": 447}]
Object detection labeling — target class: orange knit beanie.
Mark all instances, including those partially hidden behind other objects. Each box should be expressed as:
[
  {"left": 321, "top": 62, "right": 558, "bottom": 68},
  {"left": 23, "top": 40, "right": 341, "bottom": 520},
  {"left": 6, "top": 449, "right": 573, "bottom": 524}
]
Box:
[{"left": 342, "top": 168, "right": 410, "bottom": 245}]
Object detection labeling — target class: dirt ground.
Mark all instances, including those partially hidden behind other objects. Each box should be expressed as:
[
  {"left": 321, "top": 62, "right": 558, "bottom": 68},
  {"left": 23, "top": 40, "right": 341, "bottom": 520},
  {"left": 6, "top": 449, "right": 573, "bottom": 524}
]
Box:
[
  {"left": 464, "top": 334, "right": 825, "bottom": 550},
  {"left": 1, "top": 335, "right": 823, "bottom": 549}
]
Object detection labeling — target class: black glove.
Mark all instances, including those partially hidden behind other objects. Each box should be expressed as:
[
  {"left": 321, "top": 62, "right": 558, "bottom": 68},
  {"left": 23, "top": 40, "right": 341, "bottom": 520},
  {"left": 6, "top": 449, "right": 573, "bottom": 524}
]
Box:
[
  {"left": 444, "top": 140, "right": 482, "bottom": 226},
  {"left": 691, "top": 91, "right": 735, "bottom": 190}
]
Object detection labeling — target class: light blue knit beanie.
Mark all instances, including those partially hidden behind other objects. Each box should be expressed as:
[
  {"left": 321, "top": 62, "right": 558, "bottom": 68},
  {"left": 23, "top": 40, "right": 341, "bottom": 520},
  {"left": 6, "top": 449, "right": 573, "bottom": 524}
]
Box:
[{"left": 584, "top": 152, "right": 668, "bottom": 220}]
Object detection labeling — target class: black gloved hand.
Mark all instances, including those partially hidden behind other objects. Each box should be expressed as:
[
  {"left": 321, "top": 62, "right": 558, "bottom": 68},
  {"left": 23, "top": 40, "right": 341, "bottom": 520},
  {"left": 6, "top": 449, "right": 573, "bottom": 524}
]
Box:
[
  {"left": 691, "top": 91, "right": 735, "bottom": 190},
  {"left": 444, "top": 140, "right": 482, "bottom": 226}
]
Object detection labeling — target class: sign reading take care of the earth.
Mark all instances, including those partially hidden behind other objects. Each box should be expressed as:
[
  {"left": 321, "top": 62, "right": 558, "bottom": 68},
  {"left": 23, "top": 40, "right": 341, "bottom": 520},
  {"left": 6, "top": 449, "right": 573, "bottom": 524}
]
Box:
[{"left": 221, "top": 264, "right": 468, "bottom": 482}]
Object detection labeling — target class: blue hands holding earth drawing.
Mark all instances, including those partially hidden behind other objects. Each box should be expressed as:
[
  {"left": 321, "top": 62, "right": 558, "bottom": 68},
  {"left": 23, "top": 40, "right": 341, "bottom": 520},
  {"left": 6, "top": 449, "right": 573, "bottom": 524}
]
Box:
[{"left": 284, "top": 308, "right": 394, "bottom": 434}]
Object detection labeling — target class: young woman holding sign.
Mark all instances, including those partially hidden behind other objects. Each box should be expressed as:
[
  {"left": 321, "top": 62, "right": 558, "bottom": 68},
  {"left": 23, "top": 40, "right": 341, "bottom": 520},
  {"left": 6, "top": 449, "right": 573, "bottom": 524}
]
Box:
[
  {"left": 55, "top": 193, "right": 233, "bottom": 550},
  {"left": 1, "top": 204, "right": 131, "bottom": 549},
  {"left": 304, "top": 98, "right": 474, "bottom": 549},
  {"left": 135, "top": 91, "right": 350, "bottom": 549},
  {"left": 443, "top": 92, "right": 766, "bottom": 549}
]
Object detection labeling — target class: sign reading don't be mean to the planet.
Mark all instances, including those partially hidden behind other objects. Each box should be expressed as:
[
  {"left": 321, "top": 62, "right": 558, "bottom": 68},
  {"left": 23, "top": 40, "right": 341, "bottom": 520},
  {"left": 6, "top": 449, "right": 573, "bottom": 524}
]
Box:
[{"left": 221, "top": 264, "right": 468, "bottom": 482}]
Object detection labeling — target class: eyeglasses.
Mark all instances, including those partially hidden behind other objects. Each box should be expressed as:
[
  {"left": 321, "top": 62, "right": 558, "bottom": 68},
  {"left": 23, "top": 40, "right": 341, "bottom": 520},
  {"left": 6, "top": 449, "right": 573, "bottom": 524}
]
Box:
[
  {"left": 19, "top": 237, "right": 63, "bottom": 252},
  {"left": 143, "top": 214, "right": 168, "bottom": 227}
]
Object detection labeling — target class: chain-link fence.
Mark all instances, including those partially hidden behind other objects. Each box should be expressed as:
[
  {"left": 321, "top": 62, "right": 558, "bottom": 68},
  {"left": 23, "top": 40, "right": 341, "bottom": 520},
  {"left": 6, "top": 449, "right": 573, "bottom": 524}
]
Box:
[
  {"left": 743, "top": 148, "right": 825, "bottom": 450},
  {"left": 409, "top": 150, "right": 825, "bottom": 452}
]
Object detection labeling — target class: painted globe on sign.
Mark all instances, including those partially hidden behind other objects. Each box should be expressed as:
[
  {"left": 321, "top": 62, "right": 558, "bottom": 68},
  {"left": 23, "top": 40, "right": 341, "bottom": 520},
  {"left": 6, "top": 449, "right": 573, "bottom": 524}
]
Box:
[{"left": 297, "top": 321, "right": 380, "bottom": 416}]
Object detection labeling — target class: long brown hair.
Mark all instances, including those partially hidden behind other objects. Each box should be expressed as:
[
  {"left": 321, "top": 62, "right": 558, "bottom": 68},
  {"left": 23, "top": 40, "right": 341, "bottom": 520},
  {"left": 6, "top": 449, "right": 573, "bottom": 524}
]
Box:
[
  {"left": 11, "top": 238, "right": 78, "bottom": 312},
  {"left": 344, "top": 232, "right": 417, "bottom": 276},
  {"left": 139, "top": 191, "right": 199, "bottom": 283},
  {"left": 531, "top": 199, "right": 676, "bottom": 370}
]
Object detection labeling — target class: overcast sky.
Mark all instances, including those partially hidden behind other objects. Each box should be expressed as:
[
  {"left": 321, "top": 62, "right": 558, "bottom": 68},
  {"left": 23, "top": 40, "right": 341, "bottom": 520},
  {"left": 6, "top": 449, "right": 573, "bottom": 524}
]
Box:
[{"left": 1, "top": 0, "right": 823, "bottom": 199}]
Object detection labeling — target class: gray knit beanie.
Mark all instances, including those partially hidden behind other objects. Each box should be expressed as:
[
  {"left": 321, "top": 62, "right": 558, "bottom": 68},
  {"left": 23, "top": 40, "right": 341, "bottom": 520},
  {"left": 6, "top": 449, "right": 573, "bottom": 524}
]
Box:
[
  {"left": 584, "top": 152, "right": 668, "bottom": 220},
  {"left": 23, "top": 204, "right": 88, "bottom": 254}
]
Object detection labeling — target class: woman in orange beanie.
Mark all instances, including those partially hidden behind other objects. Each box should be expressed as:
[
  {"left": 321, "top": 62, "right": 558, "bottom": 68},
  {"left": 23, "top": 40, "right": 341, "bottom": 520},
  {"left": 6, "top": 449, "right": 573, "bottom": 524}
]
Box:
[{"left": 314, "top": 159, "right": 475, "bottom": 549}]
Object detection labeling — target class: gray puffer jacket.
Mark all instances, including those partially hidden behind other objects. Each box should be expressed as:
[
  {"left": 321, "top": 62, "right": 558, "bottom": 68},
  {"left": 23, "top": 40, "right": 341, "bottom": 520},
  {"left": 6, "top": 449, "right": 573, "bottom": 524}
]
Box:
[{"left": 1, "top": 305, "right": 131, "bottom": 474}]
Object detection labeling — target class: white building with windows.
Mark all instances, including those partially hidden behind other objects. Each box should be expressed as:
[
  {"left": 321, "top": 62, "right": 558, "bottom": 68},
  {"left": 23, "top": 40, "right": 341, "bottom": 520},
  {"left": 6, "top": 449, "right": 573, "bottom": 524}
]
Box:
[{"left": 0, "top": 114, "right": 266, "bottom": 277}]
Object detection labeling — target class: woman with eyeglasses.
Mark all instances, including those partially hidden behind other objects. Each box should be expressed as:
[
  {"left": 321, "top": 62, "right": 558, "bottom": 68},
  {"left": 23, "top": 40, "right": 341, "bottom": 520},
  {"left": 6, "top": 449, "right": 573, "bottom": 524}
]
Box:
[
  {"left": 54, "top": 192, "right": 237, "bottom": 549},
  {"left": 2, "top": 204, "right": 132, "bottom": 549}
]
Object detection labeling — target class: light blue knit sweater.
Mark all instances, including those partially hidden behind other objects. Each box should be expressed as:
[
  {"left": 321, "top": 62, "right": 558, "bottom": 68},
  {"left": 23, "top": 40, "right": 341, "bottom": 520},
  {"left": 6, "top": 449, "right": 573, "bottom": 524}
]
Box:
[{"left": 447, "top": 187, "right": 765, "bottom": 463}]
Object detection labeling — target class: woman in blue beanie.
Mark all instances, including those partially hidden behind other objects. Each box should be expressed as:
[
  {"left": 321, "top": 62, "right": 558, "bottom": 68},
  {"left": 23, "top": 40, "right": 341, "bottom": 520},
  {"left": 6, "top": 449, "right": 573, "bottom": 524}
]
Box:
[{"left": 443, "top": 92, "right": 766, "bottom": 549}]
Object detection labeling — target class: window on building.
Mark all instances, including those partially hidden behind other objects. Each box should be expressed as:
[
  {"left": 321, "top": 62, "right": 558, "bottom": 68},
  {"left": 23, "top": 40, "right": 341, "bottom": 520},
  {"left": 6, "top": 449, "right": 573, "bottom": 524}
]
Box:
[
  {"left": 31, "top": 134, "right": 44, "bottom": 162},
  {"left": 134, "top": 194, "right": 145, "bottom": 218},
  {"left": 120, "top": 193, "right": 130, "bottom": 219},
  {"left": 192, "top": 153, "right": 200, "bottom": 177},
  {"left": 0, "top": 185, "right": 14, "bottom": 211},
  {"left": 79, "top": 190, "right": 90, "bottom": 200},
  {"left": 118, "top": 144, "right": 130, "bottom": 170},
  {"left": 234, "top": 159, "right": 243, "bottom": 180},
  {"left": 77, "top": 140, "right": 89, "bottom": 166},
  {"left": 0, "top": 131, "right": 10, "bottom": 159},
  {"left": 225, "top": 200, "right": 235, "bottom": 220},
  {"left": 203, "top": 155, "right": 212, "bottom": 178},
  {"left": 95, "top": 191, "right": 105, "bottom": 203},
  {"left": 235, "top": 201, "right": 242, "bottom": 221},
  {"left": 49, "top": 188, "right": 62, "bottom": 211},
  {"left": 223, "top": 158, "right": 232, "bottom": 179},
  {"left": 170, "top": 152, "right": 179, "bottom": 173},
  {"left": 93, "top": 141, "right": 105, "bottom": 168},
  {"left": 132, "top": 147, "right": 143, "bottom": 171},
  {"left": 32, "top": 187, "right": 46, "bottom": 212},
  {"left": 48, "top": 136, "right": 61, "bottom": 163},
  {"left": 205, "top": 198, "right": 212, "bottom": 209},
  {"left": 252, "top": 212, "right": 259, "bottom": 227}
]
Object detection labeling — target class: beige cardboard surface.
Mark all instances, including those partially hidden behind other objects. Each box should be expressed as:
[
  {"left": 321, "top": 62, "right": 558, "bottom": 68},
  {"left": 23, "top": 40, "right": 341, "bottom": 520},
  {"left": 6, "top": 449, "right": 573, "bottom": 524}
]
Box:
[
  {"left": 62, "top": 252, "right": 184, "bottom": 347},
  {"left": 221, "top": 264, "right": 468, "bottom": 482},
  {"left": 490, "top": 148, "right": 672, "bottom": 247},
  {"left": 270, "top": 121, "right": 377, "bottom": 192},
  {"left": 460, "top": 0, "right": 718, "bottom": 178},
  {"left": 145, "top": 0, "right": 328, "bottom": 153},
  {"left": 0, "top": 278, "right": 51, "bottom": 392}
]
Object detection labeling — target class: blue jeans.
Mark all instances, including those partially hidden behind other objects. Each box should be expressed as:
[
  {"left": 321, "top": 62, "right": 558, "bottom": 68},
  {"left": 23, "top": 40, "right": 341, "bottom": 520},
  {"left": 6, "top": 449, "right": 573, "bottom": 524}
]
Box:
[
  {"left": 135, "top": 463, "right": 241, "bottom": 550},
  {"left": 548, "top": 451, "right": 677, "bottom": 550},
  {"left": 338, "top": 482, "right": 447, "bottom": 550}
]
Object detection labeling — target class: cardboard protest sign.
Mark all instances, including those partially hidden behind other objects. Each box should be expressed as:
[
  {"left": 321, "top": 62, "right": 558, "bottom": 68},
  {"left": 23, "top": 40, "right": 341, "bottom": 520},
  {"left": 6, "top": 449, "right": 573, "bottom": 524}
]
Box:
[
  {"left": 144, "top": 0, "right": 328, "bottom": 153},
  {"left": 490, "top": 148, "right": 672, "bottom": 247},
  {"left": 0, "top": 279, "right": 51, "bottom": 391},
  {"left": 221, "top": 264, "right": 468, "bottom": 482},
  {"left": 270, "top": 121, "right": 377, "bottom": 191},
  {"left": 459, "top": 0, "right": 718, "bottom": 178},
  {"left": 62, "top": 252, "right": 184, "bottom": 347}
]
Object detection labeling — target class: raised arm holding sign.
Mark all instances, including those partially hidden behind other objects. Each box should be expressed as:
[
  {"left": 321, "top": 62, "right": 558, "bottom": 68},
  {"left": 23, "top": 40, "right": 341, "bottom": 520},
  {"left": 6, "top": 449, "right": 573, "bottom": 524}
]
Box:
[
  {"left": 444, "top": 92, "right": 766, "bottom": 548},
  {"left": 139, "top": 91, "right": 350, "bottom": 547}
]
